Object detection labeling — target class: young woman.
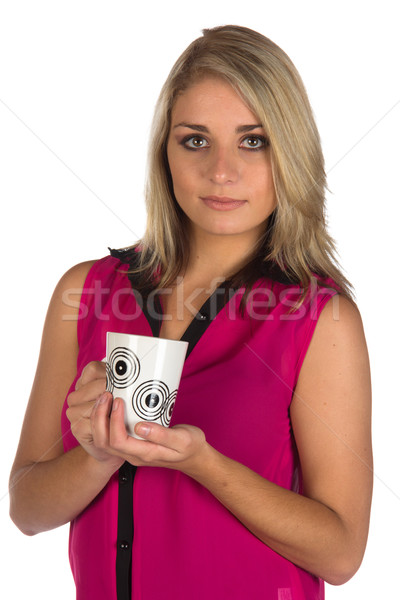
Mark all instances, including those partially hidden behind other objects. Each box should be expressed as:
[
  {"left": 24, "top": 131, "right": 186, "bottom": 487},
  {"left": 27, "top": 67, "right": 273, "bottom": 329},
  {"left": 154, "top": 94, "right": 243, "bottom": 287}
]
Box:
[{"left": 9, "top": 25, "right": 372, "bottom": 600}]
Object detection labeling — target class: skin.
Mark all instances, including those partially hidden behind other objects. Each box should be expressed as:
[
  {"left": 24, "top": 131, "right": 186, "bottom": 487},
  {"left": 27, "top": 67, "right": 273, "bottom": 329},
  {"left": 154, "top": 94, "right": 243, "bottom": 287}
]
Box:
[
  {"left": 9, "top": 77, "right": 372, "bottom": 586},
  {"left": 167, "top": 76, "right": 276, "bottom": 246}
]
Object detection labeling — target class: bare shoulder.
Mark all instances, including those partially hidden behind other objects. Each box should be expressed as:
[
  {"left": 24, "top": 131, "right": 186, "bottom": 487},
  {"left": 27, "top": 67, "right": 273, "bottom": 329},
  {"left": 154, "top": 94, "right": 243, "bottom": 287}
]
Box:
[
  {"left": 39, "top": 258, "right": 99, "bottom": 377},
  {"left": 314, "top": 293, "right": 367, "bottom": 345},
  {"left": 61, "top": 259, "right": 97, "bottom": 283},
  {"left": 300, "top": 294, "right": 370, "bottom": 388},
  {"left": 51, "top": 259, "right": 97, "bottom": 300},
  {"left": 43, "top": 259, "right": 97, "bottom": 323},
  {"left": 295, "top": 293, "right": 371, "bottom": 405}
]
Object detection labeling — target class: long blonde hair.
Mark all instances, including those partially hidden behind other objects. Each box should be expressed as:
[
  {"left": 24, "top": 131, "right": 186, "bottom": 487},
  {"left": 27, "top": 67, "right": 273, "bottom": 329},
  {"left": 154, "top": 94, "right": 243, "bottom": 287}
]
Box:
[{"left": 136, "top": 25, "right": 352, "bottom": 301}]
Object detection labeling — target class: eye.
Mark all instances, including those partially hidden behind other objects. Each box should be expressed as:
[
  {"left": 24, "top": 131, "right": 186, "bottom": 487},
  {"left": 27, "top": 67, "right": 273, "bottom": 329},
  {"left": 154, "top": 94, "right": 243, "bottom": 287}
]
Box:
[
  {"left": 240, "top": 135, "right": 268, "bottom": 150},
  {"left": 181, "top": 135, "right": 209, "bottom": 150}
]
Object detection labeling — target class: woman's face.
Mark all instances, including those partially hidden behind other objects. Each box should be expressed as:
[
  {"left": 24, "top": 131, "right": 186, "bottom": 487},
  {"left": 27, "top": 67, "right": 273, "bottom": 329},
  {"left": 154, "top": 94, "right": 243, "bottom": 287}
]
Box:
[{"left": 167, "top": 76, "right": 276, "bottom": 248}]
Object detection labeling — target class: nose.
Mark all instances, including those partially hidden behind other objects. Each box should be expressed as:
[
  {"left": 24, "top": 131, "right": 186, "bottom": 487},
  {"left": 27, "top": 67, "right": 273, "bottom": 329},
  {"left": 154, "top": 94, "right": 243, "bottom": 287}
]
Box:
[{"left": 206, "top": 146, "right": 239, "bottom": 185}]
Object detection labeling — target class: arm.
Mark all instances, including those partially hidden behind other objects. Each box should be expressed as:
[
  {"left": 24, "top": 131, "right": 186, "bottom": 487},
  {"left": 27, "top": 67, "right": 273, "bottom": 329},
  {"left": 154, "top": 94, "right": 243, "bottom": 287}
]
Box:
[
  {"left": 9, "top": 261, "right": 123, "bottom": 536},
  {"left": 91, "top": 295, "right": 372, "bottom": 585},
  {"left": 188, "top": 296, "right": 372, "bottom": 584}
]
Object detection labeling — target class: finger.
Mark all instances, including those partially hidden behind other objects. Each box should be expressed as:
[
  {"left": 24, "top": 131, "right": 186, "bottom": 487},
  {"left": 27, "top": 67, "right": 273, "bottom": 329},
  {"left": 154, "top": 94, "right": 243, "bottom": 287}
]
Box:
[
  {"left": 108, "top": 397, "right": 131, "bottom": 451},
  {"left": 68, "top": 378, "right": 107, "bottom": 407},
  {"left": 133, "top": 422, "right": 183, "bottom": 462},
  {"left": 135, "top": 422, "right": 193, "bottom": 452},
  {"left": 107, "top": 403, "right": 185, "bottom": 465},
  {"left": 66, "top": 401, "right": 97, "bottom": 442},
  {"left": 134, "top": 423, "right": 206, "bottom": 467},
  {"left": 66, "top": 401, "right": 95, "bottom": 423},
  {"left": 135, "top": 422, "right": 172, "bottom": 444},
  {"left": 107, "top": 401, "right": 163, "bottom": 461},
  {"left": 91, "top": 391, "right": 114, "bottom": 449},
  {"left": 75, "top": 361, "right": 106, "bottom": 391}
]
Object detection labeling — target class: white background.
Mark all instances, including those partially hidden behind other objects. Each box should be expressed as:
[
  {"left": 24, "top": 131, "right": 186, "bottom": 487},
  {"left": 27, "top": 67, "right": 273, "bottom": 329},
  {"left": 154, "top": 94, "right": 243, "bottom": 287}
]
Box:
[{"left": 1, "top": 1, "right": 399, "bottom": 597}]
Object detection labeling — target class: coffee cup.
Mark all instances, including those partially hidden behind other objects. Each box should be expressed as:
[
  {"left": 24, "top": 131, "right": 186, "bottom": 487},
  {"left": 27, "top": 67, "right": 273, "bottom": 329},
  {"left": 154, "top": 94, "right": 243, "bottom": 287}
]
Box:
[{"left": 105, "top": 332, "right": 188, "bottom": 438}]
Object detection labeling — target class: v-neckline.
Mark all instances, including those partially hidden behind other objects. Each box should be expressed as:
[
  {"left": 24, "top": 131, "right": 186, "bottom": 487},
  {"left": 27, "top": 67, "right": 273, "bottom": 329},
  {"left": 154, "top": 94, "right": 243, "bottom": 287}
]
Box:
[
  {"left": 139, "top": 280, "right": 238, "bottom": 358},
  {"left": 109, "top": 247, "right": 296, "bottom": 358}
]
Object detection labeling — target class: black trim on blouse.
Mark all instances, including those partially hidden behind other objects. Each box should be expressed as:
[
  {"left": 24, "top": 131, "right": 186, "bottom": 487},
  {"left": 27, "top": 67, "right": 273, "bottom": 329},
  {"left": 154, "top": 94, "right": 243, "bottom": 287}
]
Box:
[
  {"left": 109, "top": 246, "right": 295, "bottom": 287},
  {"left": 109, "top": 249, "right": 141, "bottom": 599},
  {"left": 179, "top": 281, "right": 238, "bottom": 356},
  {"left": 116, "top": 462, "right": 136, "bottom": 600}
]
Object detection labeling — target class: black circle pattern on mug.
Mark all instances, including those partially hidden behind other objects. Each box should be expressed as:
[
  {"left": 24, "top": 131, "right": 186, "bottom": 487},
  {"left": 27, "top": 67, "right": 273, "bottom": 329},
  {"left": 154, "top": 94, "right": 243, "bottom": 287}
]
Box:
[
  {"left": 161, "top": 390, "right": 177, "bottom": 427},
  {"left": 132, "top": 380, "right": 169, "bottom": 421},
  {"left": 108, "top": 347, "right": 140, "bottom": 389}
]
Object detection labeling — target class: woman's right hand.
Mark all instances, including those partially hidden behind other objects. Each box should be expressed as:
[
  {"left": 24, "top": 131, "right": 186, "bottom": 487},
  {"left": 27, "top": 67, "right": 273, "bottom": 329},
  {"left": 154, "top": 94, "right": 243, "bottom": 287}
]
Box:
[{"left": 66, "top": 361, "right": 123, "bottom": 468}]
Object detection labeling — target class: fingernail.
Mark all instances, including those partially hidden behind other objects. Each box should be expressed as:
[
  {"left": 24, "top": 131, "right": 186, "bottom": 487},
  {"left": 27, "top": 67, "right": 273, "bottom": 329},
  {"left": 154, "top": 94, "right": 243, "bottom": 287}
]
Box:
[
  {"left": 98, "top": 392, "right": 108, "bottom": 405},
  {"left": 136, "top": 423, "right": 151, "bottom": 437},
  {"left": 112, "top": 398, "right": 119, "bottom": 411}
]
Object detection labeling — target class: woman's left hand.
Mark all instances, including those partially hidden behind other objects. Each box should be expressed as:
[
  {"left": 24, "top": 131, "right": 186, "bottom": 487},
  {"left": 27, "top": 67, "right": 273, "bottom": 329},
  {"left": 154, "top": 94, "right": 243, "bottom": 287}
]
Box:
[{"left": 90, "top": 392, "right": 210, "bottom": 477}]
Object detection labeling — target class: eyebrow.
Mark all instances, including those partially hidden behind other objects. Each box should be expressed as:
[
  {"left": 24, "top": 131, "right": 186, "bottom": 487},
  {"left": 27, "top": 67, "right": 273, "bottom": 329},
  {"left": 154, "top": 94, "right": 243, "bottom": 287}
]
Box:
[{"left": 173, "top": 122, "right": 264, "bottom": 133}]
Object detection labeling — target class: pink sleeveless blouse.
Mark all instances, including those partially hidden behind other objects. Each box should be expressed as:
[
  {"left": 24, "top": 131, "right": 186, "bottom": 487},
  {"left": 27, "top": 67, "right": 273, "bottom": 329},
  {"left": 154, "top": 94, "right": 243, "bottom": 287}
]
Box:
[{"left": 61, "top": 253, "right": 337, "bottom": 599}]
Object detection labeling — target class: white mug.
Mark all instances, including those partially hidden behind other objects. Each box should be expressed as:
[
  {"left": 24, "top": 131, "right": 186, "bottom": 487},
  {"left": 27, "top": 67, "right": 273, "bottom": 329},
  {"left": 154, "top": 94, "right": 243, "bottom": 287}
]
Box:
[{"left": 106, "top": 332, "right": 188, "bottom": 438}]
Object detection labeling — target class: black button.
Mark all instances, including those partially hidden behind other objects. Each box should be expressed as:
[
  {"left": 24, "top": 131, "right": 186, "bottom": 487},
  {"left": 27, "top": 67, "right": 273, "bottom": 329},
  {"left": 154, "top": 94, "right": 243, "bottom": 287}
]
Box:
[
  {"left": 119, "top": 474, "right": 128, "bottom": 484},
  {"left": 198, "top": 312, "right": 208, "bottom": 321},
  {"left": 118, "top": 540, "right": 130, "bottom": 550}
]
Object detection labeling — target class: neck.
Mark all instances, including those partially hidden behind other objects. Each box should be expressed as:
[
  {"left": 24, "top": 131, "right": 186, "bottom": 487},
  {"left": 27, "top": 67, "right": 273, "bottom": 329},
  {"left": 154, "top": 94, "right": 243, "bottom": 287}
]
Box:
[{"left": 184, "top": 229, "right": 261, "bottom": 283}]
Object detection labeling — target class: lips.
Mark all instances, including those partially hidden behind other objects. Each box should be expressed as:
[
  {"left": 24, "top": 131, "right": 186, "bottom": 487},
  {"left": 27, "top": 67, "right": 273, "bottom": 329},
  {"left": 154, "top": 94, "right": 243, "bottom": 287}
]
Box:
[{"left": 201, "top": 196, "right": 247, "bottom": 211}]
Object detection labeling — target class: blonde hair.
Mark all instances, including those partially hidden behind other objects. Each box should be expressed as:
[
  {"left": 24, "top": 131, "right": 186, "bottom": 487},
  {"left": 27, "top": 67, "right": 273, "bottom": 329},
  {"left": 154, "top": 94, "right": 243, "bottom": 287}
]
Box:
[{"left": 137, "top": 25, "right": 352, "bottom": 301}]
